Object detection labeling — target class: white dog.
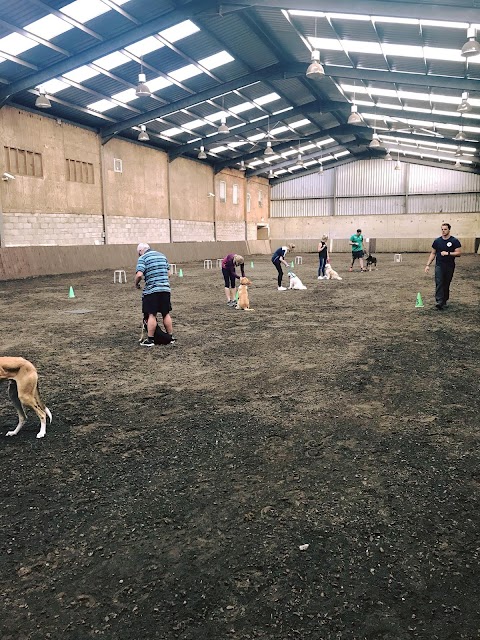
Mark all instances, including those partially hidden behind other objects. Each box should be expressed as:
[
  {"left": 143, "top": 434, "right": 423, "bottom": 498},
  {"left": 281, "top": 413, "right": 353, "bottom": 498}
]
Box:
[
  {"left": 287, "top": 271, "right": 307, "bottom": 290},
  {"left": 325, "top": 264, "right": 343, "bottom": 281}
]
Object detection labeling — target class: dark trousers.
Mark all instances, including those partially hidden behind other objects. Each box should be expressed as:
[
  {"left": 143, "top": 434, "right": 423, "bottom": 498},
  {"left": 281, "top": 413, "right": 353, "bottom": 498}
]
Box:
[
  {"left": 435, "top": 262, "right": 455, "bottom": 306},
  {"left": 273, "top": 260, "right": 283, "bottom": 287}
]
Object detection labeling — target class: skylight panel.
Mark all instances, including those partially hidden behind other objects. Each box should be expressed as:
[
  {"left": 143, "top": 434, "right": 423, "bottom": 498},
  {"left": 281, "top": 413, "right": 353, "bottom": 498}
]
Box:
[
  {"left": 148, "top": 76, "right": 173, "bottom": 92},
  {"left": 87, "top": 99, "right": 118, "bottom": 112},
  {"left": 248, "top": 133, "right": 267, "bottom": 141},
  {"left": 25, "top": 14, "right": 72, "bottom": 40},
  {"left": 229, "top": 102, "right": 255, "bottom": 115},
  {"left": 209, "top": 145, "right": 228, "bottom": 153},
  {"left": 275, "top": 169, "right": 288, "bottom": 175},
  {"left": 249, "top": 160, "right": 265, "bottom": 167},
  {"left": 288, "top": 10, "right": 326, "bottom": 18},
  {"left": 183, "top": 119, "right": 208, "bottom": 130},
  {"left": 304, "top": 160, "right": 318, "bottom": 167},
  {"left": 204, "top": 111, "right": 226, "bottom": 123},
  {"left": 60, "top": 0, "right": 110, "bottom": 23},
  {"left": 342, "top": 84, "right": 397, "bottom": 98},
  {"left": 199, "top": 51, "right": 234, "bottom": 70},
  {"left": 0, "top": 33, "right": 36, "bottom": 56},
  {"left": 309, "top": 37, "right": 343, "bottom": 51},
  {"left": 94, "top": 51, "right": 130, "bottom": 70},
  {"left": 270, "top": 126, "right": 289, "bottom": 135},
  {"left": 63, "top": 66, "right": 98, "bottom": 82},
  {"left": 318, "top": 137, "right": 336, "bottom": 146},
  {"left": 336, "top": 150, "right": 350, "bottom": 157},
  {"left": 160, "top": 127, "right": 184, "bottom": 137},
  {"left": 424, "top": 46, "right": 464, "bottom": 62},
  {"left": 282, "top": 149, "right": 298, "bottom": 157},
  {"left": 254, "top": 93, "right": 281, "bottom": 106},
  {"left": 328, "top": 13, "right": 370, "bottom": 21},
  {"left": 112, "top": 88, "right": 138, "bottom": 103},
  {"left": 160, "top": 20, "right": 200, "bottom": 43},
  {"left": 381, "top": 43, "right": 423, "bottom": 58},
  {"left": 228, "top": 141, "right": 250, "bottom": 148},
  {"left": 41, "top": 78, "right": 70, "bottom": 94},
  {"left": 420, "top": 19, "right": 468, "bottom": 29},
  {"left": 169, "top": 64, "right": 202, "bottom": 82},
  {"left": 343, "top": 40, "right": 382, "bottom": 54},
  {"left": 299, "top": 143, "right": 316, "bottom": 152},
  {"left": 289, "top": 119, "right": 311, "bottom": 128},
  {"left": 125, "top": 37, "right": 164, "bottom": 57},
  {"left": 373, "top": 17, "right": 419, "bottom": 25}
]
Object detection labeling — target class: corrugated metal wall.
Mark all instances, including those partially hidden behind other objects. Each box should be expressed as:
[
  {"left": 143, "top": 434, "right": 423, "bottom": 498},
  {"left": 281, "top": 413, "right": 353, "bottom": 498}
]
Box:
[{"left": 270, "top": 159, "right": 480, "bottom": 218}]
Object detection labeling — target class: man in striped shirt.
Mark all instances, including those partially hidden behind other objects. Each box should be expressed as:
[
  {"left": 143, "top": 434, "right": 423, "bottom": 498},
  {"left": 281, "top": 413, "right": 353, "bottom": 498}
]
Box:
[{"left": 135, "top": 243, "right": 174, "bottom": 347}]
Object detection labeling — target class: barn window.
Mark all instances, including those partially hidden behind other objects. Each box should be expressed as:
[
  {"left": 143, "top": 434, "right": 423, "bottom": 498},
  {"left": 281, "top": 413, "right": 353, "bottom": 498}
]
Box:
[{"left": 4, "top": 146, "right": 43, "bottom": 178}]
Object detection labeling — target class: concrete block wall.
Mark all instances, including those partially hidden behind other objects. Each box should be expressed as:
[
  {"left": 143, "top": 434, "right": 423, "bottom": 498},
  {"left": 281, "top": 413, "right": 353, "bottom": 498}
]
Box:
[
  {"left": 171, "top": 220, "right": 214, "bottom": 242},
  {"left": 3, "top": 212, "right": 104, "bottom": 246},
  {"left": 107, "top": 216, "right": 170, "bottom": 245},
  {"left": 216, "top": 221, "right": 245, "bottom": 241}
]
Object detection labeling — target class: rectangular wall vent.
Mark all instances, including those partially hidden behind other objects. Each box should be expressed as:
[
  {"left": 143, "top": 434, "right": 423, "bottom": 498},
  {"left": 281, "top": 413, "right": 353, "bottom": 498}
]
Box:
[{"left": 113, "top": 158, "right": 123, "bottom": 173}]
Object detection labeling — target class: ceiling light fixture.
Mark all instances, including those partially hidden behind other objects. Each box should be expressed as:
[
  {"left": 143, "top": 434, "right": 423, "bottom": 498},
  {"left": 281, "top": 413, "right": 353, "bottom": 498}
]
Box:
[
  {"left": 348, "top": 104, "right": 362, "bottom": 125},
  {"left": 394, "top": 151, "right": 401, "bottom": 170},
  {"left": 35, "top": 87, "right": 51, "bottom": 109},
  {"left": 306, "top": 49, "right": 325, "bottom": 80},
  {"left": 318, "top": 162, "right": 324, "bottom": 175},
  {"left": 455, "top": 159, "right": 462, "bottom": 168},
  {"left": 138, "top": 124, "right": 149, "bottom": 141},
  {"left": 217, "top": 96, "right": 229, "bottom": 134},
  {"left": 135, "top": 61, "right": 151, "bottom": 97},
  {"left": 369, "top": 133, "right": 381, "bottom": 149},
  {"left": 384, "top": 150, "right": 393, "bottom": 161},
  {"left": 264, "top": 141, "right": 274, "bottom": 156},
  {"left": 454, "top": 130, "right": 466, "bottom": 141},
  {"left": 454, "top": 146, "right": 462, "bottom": 157},
  {"left": 239, "top": 160, "right": 246, "bottom": 171},
  {"left": 461, "top": 26, "right": 480, "bottom": 58},
  {"left": 268, "top": 169, "right": 275, "bottom": 179},
  {"left": 296, "top": 152, "right": 304, "bottom": 167},
  {"left": 197, "top": 145, "right": 207, "bottom": 160},
  {"left": 457, "top": 91, "right": 472, "bottom": 113}
]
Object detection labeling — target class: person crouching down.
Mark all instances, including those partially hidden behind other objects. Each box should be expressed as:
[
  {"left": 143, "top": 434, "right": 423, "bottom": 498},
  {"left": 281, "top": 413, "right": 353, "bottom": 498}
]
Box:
[
  {"left": 135, "top": 243, "right": 175, "bottom": 347},
  {"left": 271, "top": 244, "right": 295, "bottom": 290},
  {"left": 222, "top": 253, "right": 245, "bottom": 306}
]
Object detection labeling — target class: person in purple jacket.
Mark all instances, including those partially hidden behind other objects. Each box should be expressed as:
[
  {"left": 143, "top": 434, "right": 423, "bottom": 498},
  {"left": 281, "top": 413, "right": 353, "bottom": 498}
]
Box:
[{"left": 222, "top": 253, "right": 245, "bottom": 306}]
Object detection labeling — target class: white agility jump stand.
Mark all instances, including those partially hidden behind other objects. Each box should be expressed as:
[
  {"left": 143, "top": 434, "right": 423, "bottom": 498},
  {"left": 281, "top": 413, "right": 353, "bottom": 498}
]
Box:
[
  {"left": 204, "top": 259, "right": 213, "bottom": 269},
  {"left": 114, "top": 269, "right": 126, "bottom": 283},
  {"left": 216, "top": 258, "right": 223, "bottom": 268},
  {"left": 295, "top": 256, "right": 303, "bottom": 265},
  {"left": 394, "top": 254, "right": 403, "bottom": 263},
  {"left": 170, "top": 263, "right": 177, "bottom": 274}
]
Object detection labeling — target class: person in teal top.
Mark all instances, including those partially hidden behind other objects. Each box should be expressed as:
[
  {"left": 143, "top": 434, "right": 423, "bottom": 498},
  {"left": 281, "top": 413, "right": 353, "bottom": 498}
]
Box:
[{"left": 349, "top": 228, "right": 367, "bottom": 272}]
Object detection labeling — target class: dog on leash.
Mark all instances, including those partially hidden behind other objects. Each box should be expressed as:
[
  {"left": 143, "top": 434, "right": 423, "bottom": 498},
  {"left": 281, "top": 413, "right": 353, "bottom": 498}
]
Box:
[
  {"left": 325, "top": 264, "right": 343, "bottom": 281},
  {"left": 236, "top": 277, "right": 254, "bottom": 310},
  {"left": 139, "top": 315, "right": 173, "bottom": 345},
  {"left": 366, "top": 254, "right": 378, "bottom": 271},
  {"left": 287, "top": 271, "right": 307, "bottom": 290},
  {"left": 0, "top": 357, "right": 52, "bottom": 439}
]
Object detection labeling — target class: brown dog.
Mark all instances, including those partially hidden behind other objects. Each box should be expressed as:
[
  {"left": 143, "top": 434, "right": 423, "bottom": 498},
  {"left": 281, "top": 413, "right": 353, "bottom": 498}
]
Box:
[
  {"left": 236, "top": 277, "right": 254, "bottom": 311},
  {"left": 0, "top": 357, "right": 52, "bottom": 438}
]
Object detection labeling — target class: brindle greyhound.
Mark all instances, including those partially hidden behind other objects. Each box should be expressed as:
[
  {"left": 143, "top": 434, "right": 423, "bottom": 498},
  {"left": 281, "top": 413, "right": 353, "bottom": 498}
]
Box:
[{"left": 0, "top": 357, "right": 51, "bottom": 438}]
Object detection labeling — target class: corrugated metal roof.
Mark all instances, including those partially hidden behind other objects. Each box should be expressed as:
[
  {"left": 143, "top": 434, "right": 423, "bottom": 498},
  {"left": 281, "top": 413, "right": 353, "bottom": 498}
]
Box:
[{"left": 0, "top": 0, "right": 478, "bottom": 178}]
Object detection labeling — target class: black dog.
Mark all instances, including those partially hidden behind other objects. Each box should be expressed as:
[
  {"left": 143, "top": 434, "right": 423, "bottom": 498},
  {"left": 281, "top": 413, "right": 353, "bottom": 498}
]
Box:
[
  {"left": 366, "top": 254, "right": 377, "bottom": 270},
  {"left": 141, "top": 316, "right": 173, "bottom": 345}
]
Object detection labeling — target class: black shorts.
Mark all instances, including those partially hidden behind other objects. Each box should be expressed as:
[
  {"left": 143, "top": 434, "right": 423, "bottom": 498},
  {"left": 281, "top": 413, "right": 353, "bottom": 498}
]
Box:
[
  {"left": 352, "top": 250, "right": 364, "bottom": 259},
  {"left": 142, "top": 291, "right": 172, "bottom": 317},
  {"left": 222, "top": 267, "right": 236, "bottom": 288}
]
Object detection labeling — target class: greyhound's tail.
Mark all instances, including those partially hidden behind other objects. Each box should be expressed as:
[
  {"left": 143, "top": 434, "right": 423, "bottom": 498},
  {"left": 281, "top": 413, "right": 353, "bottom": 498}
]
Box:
[{"left": 35, "top": 382, "right": 52, "bottom": 421}]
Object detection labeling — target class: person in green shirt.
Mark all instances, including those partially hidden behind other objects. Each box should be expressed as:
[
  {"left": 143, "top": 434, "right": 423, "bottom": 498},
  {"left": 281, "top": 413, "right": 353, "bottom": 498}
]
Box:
[{"left": 349, "top": 229, "right": 367, "bottom": 272}]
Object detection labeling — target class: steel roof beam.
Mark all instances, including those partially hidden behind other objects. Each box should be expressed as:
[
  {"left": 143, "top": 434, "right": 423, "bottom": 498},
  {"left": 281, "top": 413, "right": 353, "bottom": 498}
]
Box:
[
  {"left": 100, "top": 64, "right": 291, "bottom": 138},
  {"left": 168, "top": 99, "right": 343, "bottom": 161},
  {"left": 0, "top": 0, "right": 218, "bottom": 104},
  {"left": 287, "top": 63, "right": 480, "bottom": 93},
  {"left": 220, "top": 0, "right": 480, "bottom": 23},
  {"left": 271, "top": 153, "right": 364, "bottom": 184},
  {"left": 247, "top": 141, "right": 368, "bottom": 176}
]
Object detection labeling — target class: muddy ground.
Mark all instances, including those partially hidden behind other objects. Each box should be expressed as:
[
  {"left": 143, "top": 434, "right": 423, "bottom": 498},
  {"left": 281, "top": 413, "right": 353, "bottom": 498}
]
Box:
[{"left": 0, "top": 252, "right": 479, "bottom": 640}]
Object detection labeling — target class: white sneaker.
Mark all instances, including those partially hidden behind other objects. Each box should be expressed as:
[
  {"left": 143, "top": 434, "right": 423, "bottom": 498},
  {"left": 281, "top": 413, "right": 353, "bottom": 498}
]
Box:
[{"left": 278, "top": 286, "right": 287, "bottom": 291}]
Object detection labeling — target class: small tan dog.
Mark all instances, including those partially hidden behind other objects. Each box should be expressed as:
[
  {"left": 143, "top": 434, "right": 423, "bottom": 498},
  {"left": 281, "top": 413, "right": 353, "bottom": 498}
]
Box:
[
  {"left": 236, "top": 277, "right": 254, "bottom": 311},
  {"left": 325, "top": 264, "right": 343, "bottom": 280},
  {"left": 0, "top": 357, "right": 52, "bottom": 438}
]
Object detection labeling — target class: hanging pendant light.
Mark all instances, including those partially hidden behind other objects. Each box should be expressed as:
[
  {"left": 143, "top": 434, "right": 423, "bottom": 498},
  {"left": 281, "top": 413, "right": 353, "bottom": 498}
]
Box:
[
  {"left": 461, "top": 26, "right": 480, "bottom": 58},
  {"left": 135, "top": 61, "right": 151, "bottom": 97},
  {"left": 197, "top": 145, "right": 207, "bottom": 160},
  {"left": 348, "top": 104, "right": 362, "bottom": 125},
  {"left": 318, "top": 163, "right": 324, "bottom": 175},
  {"left": 239, "top": 160, "right": 246, "bottom": 171},
  {"left": 264, "top": 141, "right": 274, "bottom": 156},
  {"left": 35, "top": 86, "right": 51, "bottom": 109},
  {"left": 138, "top": 124, "right": 149, "bottom": 141},
  {"left": 394, "top": 151, "right": 401, "bottom": 170},
  {"left": 217, "top": 97, "right": 229, "bottom": 133},
  {"left": 455, "top": 159, "right": 462, "bottom": 168},
  {"left": 454, "top": 130, "right": 466, "bottom": 141},
  {"left": 369, "top": 133, "right": 381, "bottom": 148},
  {"left": 457, "top": 91, "right": 472, "bottom": 113},
  {"left": 268, "top": 169, "right": 275, "bottom": 179},
  {"left": 306, "top": 50, "right": 325, "bottom": 80},
  {"left": 296, "top": 152, "right": 304, "bottom": 167},
  {"left": 384, "top": 150, "right": 393, "bottom": 161},
  {"left": 454, "top": 146, "right": 462, "bottom": 157}
]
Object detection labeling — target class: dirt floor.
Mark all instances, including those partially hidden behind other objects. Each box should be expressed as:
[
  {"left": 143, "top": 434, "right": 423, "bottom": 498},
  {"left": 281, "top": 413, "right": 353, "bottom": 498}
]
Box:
[{"left": 0, "top": 252, "right": 479, "bottom": 640}]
